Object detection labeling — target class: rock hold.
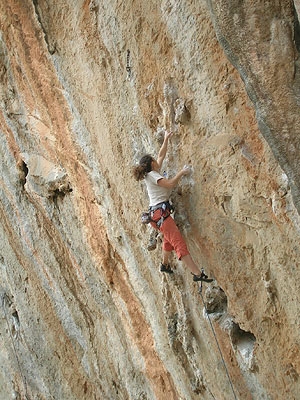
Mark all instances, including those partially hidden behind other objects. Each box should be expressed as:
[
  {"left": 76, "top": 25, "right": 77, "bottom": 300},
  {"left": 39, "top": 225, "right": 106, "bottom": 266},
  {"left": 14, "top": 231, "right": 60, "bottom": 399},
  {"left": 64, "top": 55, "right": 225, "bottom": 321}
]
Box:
[
  {"left": 174, "top": 98, "right": 191, "bottom": 125},
  {"left": 20, "top": 153, "right": 72, "bottom": 198}
]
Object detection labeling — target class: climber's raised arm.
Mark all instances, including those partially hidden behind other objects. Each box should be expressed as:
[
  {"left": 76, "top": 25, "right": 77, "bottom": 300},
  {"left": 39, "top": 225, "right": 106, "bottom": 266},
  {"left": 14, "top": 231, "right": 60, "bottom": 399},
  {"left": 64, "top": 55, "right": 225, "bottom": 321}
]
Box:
[
  {"left": 156, "top": 131, "right": 173, "bottom": 169},
  {"left": 157, "top": 165, "right": 191, "bottom": 189}
]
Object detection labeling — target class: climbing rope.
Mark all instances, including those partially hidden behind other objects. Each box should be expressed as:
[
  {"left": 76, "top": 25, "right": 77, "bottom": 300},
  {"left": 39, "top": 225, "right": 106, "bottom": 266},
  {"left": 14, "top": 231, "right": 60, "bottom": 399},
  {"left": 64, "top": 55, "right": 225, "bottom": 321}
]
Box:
[
  {"left": 126, "top": 49, "right": 131, "bottom": 78},
  {"left": 2, "top": 293, "right": 29, "bottom": 399},
  {"left": 198, "top": 278, "right": 238, "bottom": 400}
]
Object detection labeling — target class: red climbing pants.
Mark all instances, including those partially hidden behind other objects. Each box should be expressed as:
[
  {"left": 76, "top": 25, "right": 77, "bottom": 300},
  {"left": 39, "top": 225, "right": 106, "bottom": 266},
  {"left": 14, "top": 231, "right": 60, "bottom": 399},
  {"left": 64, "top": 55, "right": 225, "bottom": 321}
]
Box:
[{"left": 150, "top": 210, "right": 189, "bottom": 260}]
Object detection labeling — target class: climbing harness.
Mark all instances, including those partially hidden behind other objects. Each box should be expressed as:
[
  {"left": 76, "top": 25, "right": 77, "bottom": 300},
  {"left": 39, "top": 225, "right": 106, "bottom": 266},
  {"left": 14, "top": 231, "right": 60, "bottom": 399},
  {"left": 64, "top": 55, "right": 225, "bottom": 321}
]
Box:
[
  {"left": 1, "top": 293, "right": 29, "bottom": 399},
  {"left": 141, "top": 201, "right": 174, "bottom": 229},
  {"left": 150, "top": 200, "right": 174, "bottom": 228},
  {"left": 198, "top": 276, "right": 238, "bottom": 400}
]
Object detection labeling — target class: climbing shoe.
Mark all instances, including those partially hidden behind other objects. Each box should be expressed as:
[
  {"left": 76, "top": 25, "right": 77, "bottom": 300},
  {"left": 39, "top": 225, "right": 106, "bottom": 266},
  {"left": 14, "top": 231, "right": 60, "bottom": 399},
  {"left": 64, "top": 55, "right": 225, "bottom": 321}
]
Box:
[
  {"left": 192, "top": 271, "right": 213, "bottom": 283},
  {"left": 160, "top": 264, "right": 173, "bottom": 274}
]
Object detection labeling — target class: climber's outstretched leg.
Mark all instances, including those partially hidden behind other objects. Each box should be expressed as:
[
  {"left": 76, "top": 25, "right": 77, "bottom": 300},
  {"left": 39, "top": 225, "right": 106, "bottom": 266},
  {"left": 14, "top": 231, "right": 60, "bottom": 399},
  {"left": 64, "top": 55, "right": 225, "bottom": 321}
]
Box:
[
  {"left": 181, "top": 255, "right": 213, "bottom": 282},
  {"left": 181, "top": 254, "right": 200, "bottom": 275},
  {"left": 160, "top": 217, "right": 213, "bottom": 282},
  {"left": 162, "top": 249, "right": 172, "bottom": 265}
]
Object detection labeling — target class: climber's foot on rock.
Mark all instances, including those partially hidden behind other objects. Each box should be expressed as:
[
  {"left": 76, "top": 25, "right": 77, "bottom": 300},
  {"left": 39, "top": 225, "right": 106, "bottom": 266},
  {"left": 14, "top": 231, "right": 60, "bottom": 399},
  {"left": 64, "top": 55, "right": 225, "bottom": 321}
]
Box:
[
  {"left": 192, "top": 271, "right": 213, "bottom": 283},
  {"left": 160, "top": 264, "right": 173, "bottom": 274}
]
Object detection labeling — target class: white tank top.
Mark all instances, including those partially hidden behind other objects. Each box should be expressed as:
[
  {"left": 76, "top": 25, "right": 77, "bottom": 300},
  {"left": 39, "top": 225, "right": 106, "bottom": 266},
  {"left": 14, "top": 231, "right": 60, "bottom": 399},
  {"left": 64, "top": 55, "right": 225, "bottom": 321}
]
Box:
[{"left": 145, "top": 171, "right": 171, "bottom": 207}]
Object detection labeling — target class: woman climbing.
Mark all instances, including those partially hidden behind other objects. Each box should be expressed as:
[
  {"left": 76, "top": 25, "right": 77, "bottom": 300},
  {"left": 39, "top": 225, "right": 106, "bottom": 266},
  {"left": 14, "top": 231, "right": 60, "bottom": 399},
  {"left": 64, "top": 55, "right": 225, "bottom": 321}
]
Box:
[{"left": 132, "top": 131, "right": 213, "bottom": 283}]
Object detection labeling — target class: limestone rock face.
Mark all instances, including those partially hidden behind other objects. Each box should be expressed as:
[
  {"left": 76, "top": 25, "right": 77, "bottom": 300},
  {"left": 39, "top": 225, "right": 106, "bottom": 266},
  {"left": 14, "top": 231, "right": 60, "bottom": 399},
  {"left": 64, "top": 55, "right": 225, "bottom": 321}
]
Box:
[{"left": 1, "top": 1, "right": 300, "bottom": 399}]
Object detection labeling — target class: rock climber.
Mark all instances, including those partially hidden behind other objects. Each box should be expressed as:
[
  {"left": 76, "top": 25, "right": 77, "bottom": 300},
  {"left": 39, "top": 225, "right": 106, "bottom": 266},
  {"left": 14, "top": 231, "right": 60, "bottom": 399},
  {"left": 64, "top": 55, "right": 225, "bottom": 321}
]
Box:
[{"left": 132, "top": 131, "right": 213, "bottom": 283}]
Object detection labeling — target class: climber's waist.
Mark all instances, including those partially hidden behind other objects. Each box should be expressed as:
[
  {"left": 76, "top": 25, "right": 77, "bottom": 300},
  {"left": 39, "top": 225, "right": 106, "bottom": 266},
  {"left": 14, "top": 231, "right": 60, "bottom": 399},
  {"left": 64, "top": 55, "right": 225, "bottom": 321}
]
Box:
[
  {"left": 149, "top": 201, "right": 174, "bottom": 228},
  {"left": 149, "top": 201, "right": 173, "bottom": 213},
  {"left": 141, "top": 201, "right": 174, "bottom": 228}
]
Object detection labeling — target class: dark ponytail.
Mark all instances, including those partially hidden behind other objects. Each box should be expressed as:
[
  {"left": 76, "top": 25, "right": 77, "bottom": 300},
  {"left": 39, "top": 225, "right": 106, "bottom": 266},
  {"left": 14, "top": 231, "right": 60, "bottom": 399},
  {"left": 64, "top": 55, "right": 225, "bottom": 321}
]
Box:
[{"left": 132, "top": 154, "right": 153, "bottom": 181}]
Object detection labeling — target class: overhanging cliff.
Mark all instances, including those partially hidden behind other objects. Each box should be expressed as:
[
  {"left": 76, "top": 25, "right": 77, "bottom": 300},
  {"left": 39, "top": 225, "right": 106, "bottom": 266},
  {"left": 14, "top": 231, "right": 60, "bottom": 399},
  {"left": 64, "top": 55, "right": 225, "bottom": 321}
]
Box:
[{"left": 1, "top": 1, "right": 300, "bottom": 399}]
